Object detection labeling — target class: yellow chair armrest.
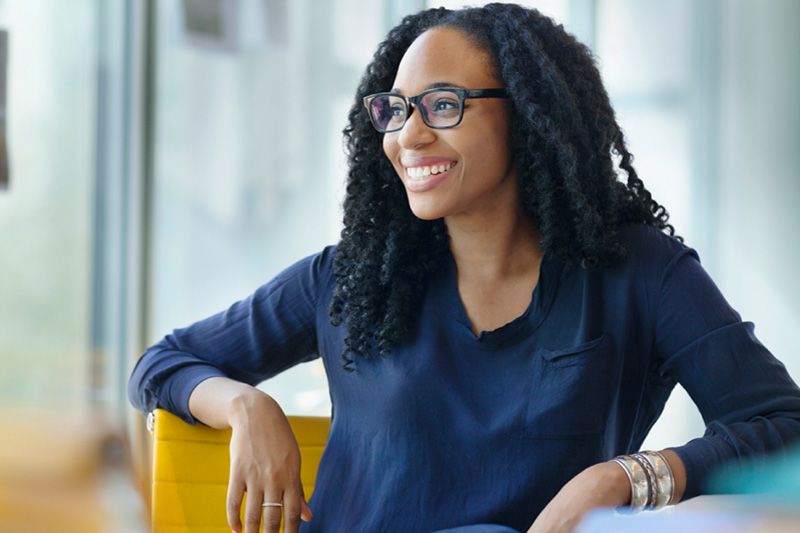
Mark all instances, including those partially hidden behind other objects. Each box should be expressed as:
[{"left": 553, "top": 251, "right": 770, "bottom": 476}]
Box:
[{"left": 149, "top": 408, "right": 329, "bottom": 532}]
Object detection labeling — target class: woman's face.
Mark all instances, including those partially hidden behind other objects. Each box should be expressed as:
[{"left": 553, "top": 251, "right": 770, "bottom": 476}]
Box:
[{"left": 382, "top": 26, "right": 516, "bottom": 221}]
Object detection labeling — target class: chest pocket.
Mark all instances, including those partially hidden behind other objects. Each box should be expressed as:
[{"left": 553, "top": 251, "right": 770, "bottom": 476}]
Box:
[{"left": 525, "top": 333, "right": 613, "bottom": 438}]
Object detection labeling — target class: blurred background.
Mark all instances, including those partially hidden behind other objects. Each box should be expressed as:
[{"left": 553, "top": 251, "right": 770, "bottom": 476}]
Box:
[{"left": 0, "top": 0, "right": 798, "bottom": 529}]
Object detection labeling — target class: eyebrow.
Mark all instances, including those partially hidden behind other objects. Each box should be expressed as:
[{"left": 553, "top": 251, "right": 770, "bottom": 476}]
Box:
[{"left": 390, "top": 81, "right": 466, "bottom": 93}]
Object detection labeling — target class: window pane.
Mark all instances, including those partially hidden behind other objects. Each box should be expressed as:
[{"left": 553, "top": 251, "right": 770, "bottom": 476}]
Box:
[{"left": 0, "top": 0, "right": 95, "bottom": 407}]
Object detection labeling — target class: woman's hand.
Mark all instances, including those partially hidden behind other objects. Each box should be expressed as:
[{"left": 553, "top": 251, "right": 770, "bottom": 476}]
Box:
[
  {"left": 225, "top": 390, "right": 313, "bottom": 533},
  {"left": 527, "top": 461, "right": 630, "bottom": 533}
]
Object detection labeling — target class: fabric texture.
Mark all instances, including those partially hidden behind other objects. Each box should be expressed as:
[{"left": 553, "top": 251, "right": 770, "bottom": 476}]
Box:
[{"left": 128, "top": 223, "right": 800, "bottom": 532}]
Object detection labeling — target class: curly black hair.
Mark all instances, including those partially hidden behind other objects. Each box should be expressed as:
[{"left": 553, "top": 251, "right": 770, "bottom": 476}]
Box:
[{"left": 329, "top": 3, "right": 679, "bottom": 369}]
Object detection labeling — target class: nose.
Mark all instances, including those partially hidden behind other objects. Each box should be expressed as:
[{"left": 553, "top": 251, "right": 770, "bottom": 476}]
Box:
[{"left": 397, "top": 104, "right": 436, "bottom": 149}]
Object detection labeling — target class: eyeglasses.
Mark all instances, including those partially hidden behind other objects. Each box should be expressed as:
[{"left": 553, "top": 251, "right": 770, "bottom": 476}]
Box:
[{"left": 362, "top": 87, "right": 509, "bottom": 133}]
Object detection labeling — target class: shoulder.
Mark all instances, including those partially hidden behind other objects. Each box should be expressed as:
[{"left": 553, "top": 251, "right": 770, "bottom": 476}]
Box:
[
  {"left": 280, "top": 244, "right": 337, "bottom": 275},
  {"left": 612, "top": 223, "right": 699, "bottom": 281},
  {"left": 617, "top": 223, "right": 685, "bottom": 256},
  {"left": 311, "top": 244, "right": 338, "bottom": 275},
  {"left": 261, "top": 244, "right": 338, "bottom": 297},
  {"left": 608, "top": 224, "right": 700, "bottom": 288}
]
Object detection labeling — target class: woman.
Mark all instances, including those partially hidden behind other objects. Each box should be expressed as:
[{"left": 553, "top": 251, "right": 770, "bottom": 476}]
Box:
[{"left": 128, "top": 4, "right": 800, "bottom": 532}]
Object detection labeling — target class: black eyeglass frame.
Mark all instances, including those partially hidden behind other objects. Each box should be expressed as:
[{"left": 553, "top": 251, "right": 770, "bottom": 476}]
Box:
[{"left": 362, "top": 87, "right": 509, "bottom": 133}]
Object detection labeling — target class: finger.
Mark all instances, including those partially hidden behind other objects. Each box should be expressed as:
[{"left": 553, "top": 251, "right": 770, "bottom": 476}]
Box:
[
  {"left": 300, "top": 499, "right": 313, "bottom": 522},
  {"left": 226, "top": 477, "right": 245, "bottom": 533},
  {"left": 260, "top": 491, "right": 283, "bottom": 533},
  {"left": 299, "top": 485, "right": 314, "bottom": 523},
  {"left": 281, "top": 486, "right": 303, "bottom": 533},
  {"left": 243, "top": 487, "right": 265, "bottom": 533}
]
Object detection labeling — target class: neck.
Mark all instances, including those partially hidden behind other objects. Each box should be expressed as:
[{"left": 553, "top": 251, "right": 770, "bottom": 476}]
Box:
[{"left": 445, "top": 203, "right": 543, "bottom": 282}]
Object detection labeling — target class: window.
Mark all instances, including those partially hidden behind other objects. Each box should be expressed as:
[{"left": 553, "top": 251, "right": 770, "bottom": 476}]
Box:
[{"left": 0, "top": 0, "right": 97, "bottom": 408}]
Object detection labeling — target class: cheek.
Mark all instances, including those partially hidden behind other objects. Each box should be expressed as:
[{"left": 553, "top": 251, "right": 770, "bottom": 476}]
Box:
[
  {"left": 474, "top": 109, "right": 513, "bottom": 163},
  {"left": 479, "top": 123, "right": 513, "bottom": 172},
  {"left": 459, "top": 114, "right": 512, "bottom": 171},
  {"left": 465, "top": 134, "right": 511, "bottom": 177}
]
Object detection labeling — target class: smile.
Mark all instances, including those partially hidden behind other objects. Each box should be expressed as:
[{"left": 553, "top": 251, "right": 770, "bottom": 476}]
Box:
[
  {"left": 405, "top": 161, "right": 455, "bottom": 179},
  {"left": 403, "top": 161, "right": 457, "bottom": 193}
]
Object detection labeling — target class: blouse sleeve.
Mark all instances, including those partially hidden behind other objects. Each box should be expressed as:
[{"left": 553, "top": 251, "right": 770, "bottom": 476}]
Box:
[
  {"left": 127, "top": 246, "right": 335, "bottom": 424},
  {"left": 653, "top": 246, "right": 800, "bottom": 499}
]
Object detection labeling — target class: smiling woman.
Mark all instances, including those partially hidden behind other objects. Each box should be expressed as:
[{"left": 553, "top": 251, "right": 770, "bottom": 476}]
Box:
[{"left": 128, "top": 4, "right": 800, "bottom": 533}]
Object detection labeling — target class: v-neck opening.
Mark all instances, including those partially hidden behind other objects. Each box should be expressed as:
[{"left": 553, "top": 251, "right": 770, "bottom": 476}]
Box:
[{"left": 444, "top": 248, "right": 561, "bottom": 348}]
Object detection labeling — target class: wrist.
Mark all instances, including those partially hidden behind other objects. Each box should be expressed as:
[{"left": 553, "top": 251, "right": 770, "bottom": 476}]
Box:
[
  {"left": 602, "top": 460, "right": 633, "bottom": 506},
  {"left": 226, "top": 387, "right": 276, "bottom": 427},
  {"left": 613, "top": 451, "right": 679, "bottom": 510},
  {"left": 658, "top": 449, "right": 687, "bottom": 504}
]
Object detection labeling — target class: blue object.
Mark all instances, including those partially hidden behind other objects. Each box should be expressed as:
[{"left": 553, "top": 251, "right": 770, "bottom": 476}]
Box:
[
  {"left": 129, "top": 224, "right": 800, "bottom": 532},
  {"left": 577, "top": 507, "right": 757, "bottom": 533},
  {"left": 708, "top": 442, "right": 800, "bottom": 503},
  {"left": 432, "top": 525, "right": 520, "bottom": 533}
]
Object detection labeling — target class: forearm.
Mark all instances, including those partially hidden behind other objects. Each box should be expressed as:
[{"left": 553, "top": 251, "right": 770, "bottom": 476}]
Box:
[{"left": 188, "top": 376, "right": 274, "bottom": 429}]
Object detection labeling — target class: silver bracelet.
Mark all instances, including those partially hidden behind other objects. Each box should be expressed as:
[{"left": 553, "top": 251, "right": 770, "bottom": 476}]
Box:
[
  {"left": 614, "top": 451, "right": 676, "bottom": 510},
  {"left": 631, "top": 453, "right": 656, "bottom": 508},
  {"left": 612, "top": 455, "right": 649, "bottom": 510},
  {"left": 641, "top": 450, "right": 675, "bottom": 507}
]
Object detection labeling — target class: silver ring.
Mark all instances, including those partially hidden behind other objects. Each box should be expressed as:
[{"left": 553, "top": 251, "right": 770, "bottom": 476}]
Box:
[{"left": 261, "top": 502, "right": 283, "bottom": 508}]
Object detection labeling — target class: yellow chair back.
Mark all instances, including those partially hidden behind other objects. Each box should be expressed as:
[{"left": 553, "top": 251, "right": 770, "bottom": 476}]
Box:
[{"left": 149, "top": 408, "right": 330, "bottom": 533}]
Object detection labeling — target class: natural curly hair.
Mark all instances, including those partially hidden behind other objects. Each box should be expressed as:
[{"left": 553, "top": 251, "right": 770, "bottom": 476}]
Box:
[{"left": 329, "top": 3, "right": 679, "bottom": 369}]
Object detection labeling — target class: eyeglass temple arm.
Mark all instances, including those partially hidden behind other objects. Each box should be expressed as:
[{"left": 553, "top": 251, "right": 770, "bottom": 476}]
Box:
[{"left": 464, "top": 88, "right": 509, "bottom": 99}]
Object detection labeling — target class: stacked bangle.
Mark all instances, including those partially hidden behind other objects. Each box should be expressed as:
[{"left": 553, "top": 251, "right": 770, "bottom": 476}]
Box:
[
  {"left": 613, "top": 450, "right": 675, "bottom": 510},
  {"left": 612, "top": 455, "right": 649, "bottom": 509},
  {"left": 641, "top": 450, "right": 675, "bottom": 506}
]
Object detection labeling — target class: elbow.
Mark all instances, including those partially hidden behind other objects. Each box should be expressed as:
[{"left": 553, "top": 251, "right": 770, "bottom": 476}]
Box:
[
  {"left": 126, "top": 342, "right": 167, "bottom": 414},
  {"left": 127, "top": 353, "right": 152, "bottom": 414}
]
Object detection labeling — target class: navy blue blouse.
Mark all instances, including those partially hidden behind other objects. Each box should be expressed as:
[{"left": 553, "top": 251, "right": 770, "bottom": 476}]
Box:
[{"left": 128, "top": 224, "right": 800, "bottom": 532}]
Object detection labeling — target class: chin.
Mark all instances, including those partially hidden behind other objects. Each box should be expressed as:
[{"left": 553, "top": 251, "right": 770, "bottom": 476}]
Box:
[
  {"left": 406, "top": 197, "right": 450, "bottom": 221},
  {"left": 410, "top": 211, "right": 442, "bottom": 221}
]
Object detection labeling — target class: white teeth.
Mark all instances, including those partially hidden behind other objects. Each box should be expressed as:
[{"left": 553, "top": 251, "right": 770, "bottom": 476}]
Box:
[{"left": 406, "top": 162, "right": 454, "bottom": 180}]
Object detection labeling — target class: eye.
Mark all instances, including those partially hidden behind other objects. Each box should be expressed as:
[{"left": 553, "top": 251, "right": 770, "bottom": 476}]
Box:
[
  {"left": 389, "top": 103, "right": 405, "bottom": 116},
  {"left": 431, "top": 98, "right": 459, "bottom": 112}
]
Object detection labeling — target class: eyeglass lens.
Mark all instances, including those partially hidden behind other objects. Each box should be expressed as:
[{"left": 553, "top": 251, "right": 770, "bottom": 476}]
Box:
[{"left": 369, "top": 90, "right": 462, "bottom": 132}]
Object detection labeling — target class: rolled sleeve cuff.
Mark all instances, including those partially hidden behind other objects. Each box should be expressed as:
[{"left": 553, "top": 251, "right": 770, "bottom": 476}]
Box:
[
  {"left": 669, "top": 437, "right": 723, "bottom": 500},
  {"left": 163, "top": 364, "right": 228, "bottom": 425}
]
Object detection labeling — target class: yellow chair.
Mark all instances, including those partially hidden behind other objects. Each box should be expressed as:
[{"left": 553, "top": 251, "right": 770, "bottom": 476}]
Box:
[{"left": 148, "top": 408, "right": 330, "bottom": 533}]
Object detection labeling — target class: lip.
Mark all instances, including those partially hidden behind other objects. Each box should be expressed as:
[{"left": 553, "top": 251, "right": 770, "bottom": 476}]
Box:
[{"left": 403, "top": 161, "right": 457, "bottom": 193}]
